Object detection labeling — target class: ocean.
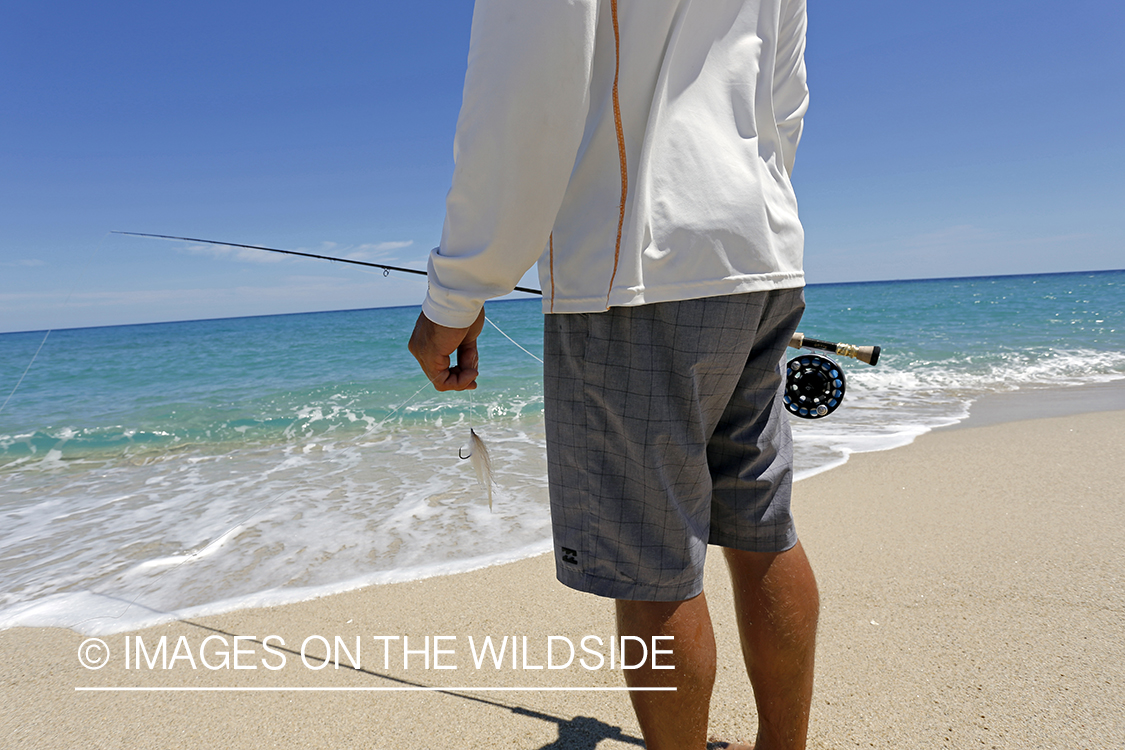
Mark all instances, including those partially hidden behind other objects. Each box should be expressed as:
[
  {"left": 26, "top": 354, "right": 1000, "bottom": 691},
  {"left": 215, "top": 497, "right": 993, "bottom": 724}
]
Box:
[{"left": 2, "top": 270, "right": 1123, "bottom": 635}]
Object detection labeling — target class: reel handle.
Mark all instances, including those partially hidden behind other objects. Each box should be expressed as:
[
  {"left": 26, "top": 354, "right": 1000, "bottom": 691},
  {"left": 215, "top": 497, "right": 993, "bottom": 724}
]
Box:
[{"left": 789, "top": 332, "right": 880, "bottom": 366}]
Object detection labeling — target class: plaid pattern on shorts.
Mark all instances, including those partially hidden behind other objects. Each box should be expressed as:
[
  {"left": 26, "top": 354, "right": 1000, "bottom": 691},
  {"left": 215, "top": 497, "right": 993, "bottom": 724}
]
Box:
[{"left": 544, "top": 288, "right": 805, "bottom": 601}]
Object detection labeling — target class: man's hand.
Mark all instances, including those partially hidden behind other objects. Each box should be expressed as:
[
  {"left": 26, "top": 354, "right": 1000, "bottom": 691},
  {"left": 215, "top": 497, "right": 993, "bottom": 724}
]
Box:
[{"left": 408, "top": 308, "right": 486, "bottom": 391}]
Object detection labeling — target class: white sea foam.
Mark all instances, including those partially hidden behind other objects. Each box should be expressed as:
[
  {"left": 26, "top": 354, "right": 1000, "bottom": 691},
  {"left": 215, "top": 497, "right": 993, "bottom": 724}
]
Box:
[
  {"left": 2, "top": 277, "right": 1123, "bottom": 635},
  {"left": 0, "top": 538, "right": 555, "bottom": 636},
  {"left": 129, "top": 523, "right": 245, "bottom": 572},
  {"left": 791, "top": 347, "right": 1124, "bottom": 478},
  {"left": 0, "top": 414, "right": 553, "bottom": 634},
  {"left": 3, "top": 366, "right": 1113, "bottom": 635}
]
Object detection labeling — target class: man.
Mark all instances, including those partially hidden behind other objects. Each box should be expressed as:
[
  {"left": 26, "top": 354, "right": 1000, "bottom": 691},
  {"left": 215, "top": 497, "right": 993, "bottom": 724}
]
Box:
[{"left": 409, "top": 1, "right": 818, "bottom": 748}]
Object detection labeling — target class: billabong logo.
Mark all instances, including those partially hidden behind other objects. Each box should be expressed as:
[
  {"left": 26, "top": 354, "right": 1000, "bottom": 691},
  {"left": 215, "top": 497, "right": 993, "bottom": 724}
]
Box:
[{"left": 561, "top": 547, "right": 578, "bottom": 566}]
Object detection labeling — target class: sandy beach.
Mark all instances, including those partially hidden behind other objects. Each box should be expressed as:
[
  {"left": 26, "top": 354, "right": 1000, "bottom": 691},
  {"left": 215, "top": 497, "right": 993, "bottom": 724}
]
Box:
[{"left": 2, "top": 399, "right": 1122, "bottom": 748}]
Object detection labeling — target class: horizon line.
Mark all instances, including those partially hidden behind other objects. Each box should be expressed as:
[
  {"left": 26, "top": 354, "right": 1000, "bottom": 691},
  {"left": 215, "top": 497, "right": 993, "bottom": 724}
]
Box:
[{"left": 3, "top": 267, "right": 1122, "bottom": 337}]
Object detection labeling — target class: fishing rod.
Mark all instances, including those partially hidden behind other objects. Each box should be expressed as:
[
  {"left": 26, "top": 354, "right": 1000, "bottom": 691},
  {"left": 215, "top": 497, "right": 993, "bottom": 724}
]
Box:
[
  {"left": 116, "top": 230, "right": 882, "bottom": 419},
  {"left": 110, "top": 231, "right": 543, "bottom": 295}
]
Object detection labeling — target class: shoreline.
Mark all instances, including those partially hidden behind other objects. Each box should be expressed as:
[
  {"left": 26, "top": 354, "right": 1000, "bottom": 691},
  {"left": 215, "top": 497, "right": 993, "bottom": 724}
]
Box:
[
  {"left": 3, "top": 378, "right": 1122, "bottom": 637},
  {"left": 938, "top": 377, "right": 1125, "bottom": 430},
  {"left": 2, "top": 405, "right": 1122, "bottom": 747}
]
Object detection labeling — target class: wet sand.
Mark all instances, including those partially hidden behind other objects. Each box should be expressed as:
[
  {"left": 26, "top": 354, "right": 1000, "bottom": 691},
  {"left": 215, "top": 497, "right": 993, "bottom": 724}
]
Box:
[{"left": 2, "top": 407, "right": 1122, "bottom": 748}]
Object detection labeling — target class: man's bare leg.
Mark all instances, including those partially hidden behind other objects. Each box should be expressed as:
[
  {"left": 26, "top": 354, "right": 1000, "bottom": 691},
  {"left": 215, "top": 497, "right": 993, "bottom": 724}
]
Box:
[
  {"left": 723, "top": 542, "right": 819, "bottom": 750},
  {"left": 616, "top": 592, "right": 717, "bottom": 750}
]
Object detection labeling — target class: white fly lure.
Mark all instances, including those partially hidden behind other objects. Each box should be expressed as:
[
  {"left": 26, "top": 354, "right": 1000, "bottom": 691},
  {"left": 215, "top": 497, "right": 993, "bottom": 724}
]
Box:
[{"left": 461, "top": 428, "right": 494, "bottom": 511}]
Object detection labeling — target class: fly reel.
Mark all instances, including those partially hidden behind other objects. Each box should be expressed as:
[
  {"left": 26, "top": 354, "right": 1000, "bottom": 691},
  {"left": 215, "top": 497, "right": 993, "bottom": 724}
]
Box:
[{"left": 784, "top": 354, "right": 845, "bottom": 419}]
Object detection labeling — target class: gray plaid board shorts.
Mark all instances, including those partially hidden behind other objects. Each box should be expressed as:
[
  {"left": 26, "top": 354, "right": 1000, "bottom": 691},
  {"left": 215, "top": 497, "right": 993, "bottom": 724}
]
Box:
[{"left": 544, "top": 287, "right": 805, "bottom": 601}]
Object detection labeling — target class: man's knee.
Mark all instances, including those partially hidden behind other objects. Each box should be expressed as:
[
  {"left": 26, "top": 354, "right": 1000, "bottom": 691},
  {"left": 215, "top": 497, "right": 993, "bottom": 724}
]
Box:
[{"left": 724, "top": 543, "right": 820, "bottom": 623}]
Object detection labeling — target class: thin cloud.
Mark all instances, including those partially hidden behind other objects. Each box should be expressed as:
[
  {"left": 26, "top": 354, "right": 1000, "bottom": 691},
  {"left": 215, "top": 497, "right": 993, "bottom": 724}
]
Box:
[
  {"left": 344, "top": 240, "right": 416, "bottom": 261},
  {"left": 180, "top": 244, "right": 284, "bottom": 264},
  {"left": 373, "top": 240, "right": 414, "bottom": 251},
  {"left": 0, "top": 277, "right": 411, "bottom": 310},
  {"left": 170, "top": 238, "right": 420, "bottom": 266}
]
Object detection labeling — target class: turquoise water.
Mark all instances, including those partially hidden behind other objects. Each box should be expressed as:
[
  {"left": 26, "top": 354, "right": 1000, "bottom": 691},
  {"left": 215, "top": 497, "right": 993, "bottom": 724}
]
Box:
[
  {"left": 1, "top": 305, "right": 543, "bottom": 461},
  {"left": 2, "top": 269, "right": 1123, "bottom": 633}
]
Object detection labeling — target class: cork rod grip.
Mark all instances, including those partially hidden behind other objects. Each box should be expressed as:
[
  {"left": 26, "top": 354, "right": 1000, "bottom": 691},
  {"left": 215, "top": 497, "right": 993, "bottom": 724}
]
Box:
[{"left": 789, "top": 332, "right": 881, "bottom": 366}]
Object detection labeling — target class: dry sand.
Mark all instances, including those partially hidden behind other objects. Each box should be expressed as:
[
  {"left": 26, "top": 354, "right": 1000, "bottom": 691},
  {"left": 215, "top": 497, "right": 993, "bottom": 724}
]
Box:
[{"left": 2, "top": 408, "right": 1122, "bottom": 749}]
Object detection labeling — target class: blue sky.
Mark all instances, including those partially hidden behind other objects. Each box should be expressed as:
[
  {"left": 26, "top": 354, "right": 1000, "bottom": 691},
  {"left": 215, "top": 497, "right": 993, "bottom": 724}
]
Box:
[{"left": 2, "top": 0, "right": 1122, "bottom": 333}]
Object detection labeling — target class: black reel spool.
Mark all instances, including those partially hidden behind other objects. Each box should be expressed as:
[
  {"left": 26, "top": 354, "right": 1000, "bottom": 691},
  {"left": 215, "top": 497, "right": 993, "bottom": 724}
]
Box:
[{"left": 785, "top": 354, "right": 845, "bottom": 419}]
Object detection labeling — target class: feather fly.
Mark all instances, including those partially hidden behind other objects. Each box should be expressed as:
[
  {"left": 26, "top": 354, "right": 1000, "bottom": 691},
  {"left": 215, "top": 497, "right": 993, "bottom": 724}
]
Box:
[{"left": 466, "top": 428, "right": 494, "bottom": 511}]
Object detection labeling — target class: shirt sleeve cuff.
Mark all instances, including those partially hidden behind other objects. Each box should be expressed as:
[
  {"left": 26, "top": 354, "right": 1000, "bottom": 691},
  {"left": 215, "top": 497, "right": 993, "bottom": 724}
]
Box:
[{"left": 421, "top": 288, "right": 485, "bottom": 329}]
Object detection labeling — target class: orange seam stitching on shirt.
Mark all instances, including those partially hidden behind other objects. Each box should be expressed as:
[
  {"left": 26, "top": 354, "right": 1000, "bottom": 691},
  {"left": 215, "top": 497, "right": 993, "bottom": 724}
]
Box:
[{"left": 606, "top": 0, "right": 627, "bottom": 308}]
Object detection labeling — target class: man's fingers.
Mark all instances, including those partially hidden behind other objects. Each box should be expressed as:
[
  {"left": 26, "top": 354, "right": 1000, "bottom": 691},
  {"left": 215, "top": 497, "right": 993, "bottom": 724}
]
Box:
[
  {"left": 453, "top": 309, "right": 486, "bottom": 378},
  {"left": 426, "top": 362, "right": 478, "bottom": 391},
  {"left": 421, "top": 356, "right": 451, "bottom": 387},
  {"left": 408, "top": 310, "right": 484, "bottom": 391},
  {"left": 438, "top": 366, "right": 479, "bottom": 391},
  {"left": 456, "top": 339, "right": 480, "bottom": 374}
]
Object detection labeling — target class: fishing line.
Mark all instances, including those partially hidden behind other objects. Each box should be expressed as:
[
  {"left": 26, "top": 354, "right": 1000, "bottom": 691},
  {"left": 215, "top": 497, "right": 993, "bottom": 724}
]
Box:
[
  {"left": 371, "top": 376, "right": 441, "bottom": 431},
  {"left": 0, "top": 332, "right": 50, "bottom": 417},
  {"left": 67, "top": 485, "right": 303, "bottom": 632},
  {"left": 1, "top": 232, "right": 112, "bottom": 418},
  {"left": 68, "top": 368, "right": 500, "bottom": 630},
  {"left": 485, "top": 315, "right": 543, "bottom": 364},
  {"left": 67, "top": 371, "right": 467, "bottom": 630},
  {"left": 41, "top": 232, "right": 881, "bottom": 632},
  {"left": 65, "top": 375, "right": 437, "bottom": 632},
  {"left": 38, "top": 235, "right": 864, "bottom": 627},
  {"left": 33, "top": 236, "right": 521, "bottom": 631},
  {"left": 114, "top": 232, "right": 886, "bottom": 415},
  {"left": 458, "top": 389, "right": 495, "bottom": 510},
  {"left": 64, "top": 322, "right": 509, "bottom": 629}
]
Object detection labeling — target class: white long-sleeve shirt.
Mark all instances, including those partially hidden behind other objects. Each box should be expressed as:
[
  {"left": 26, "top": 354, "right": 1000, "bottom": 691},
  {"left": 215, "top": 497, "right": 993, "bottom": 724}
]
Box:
[{"left": 422, "top": 0, "right": 808, "bottom": 329}]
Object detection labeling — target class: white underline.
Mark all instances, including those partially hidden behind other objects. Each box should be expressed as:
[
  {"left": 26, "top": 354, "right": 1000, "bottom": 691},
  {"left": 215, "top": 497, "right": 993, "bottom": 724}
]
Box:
[{"left": 75, "top": 686, "right": 675, "bottom": 693}]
